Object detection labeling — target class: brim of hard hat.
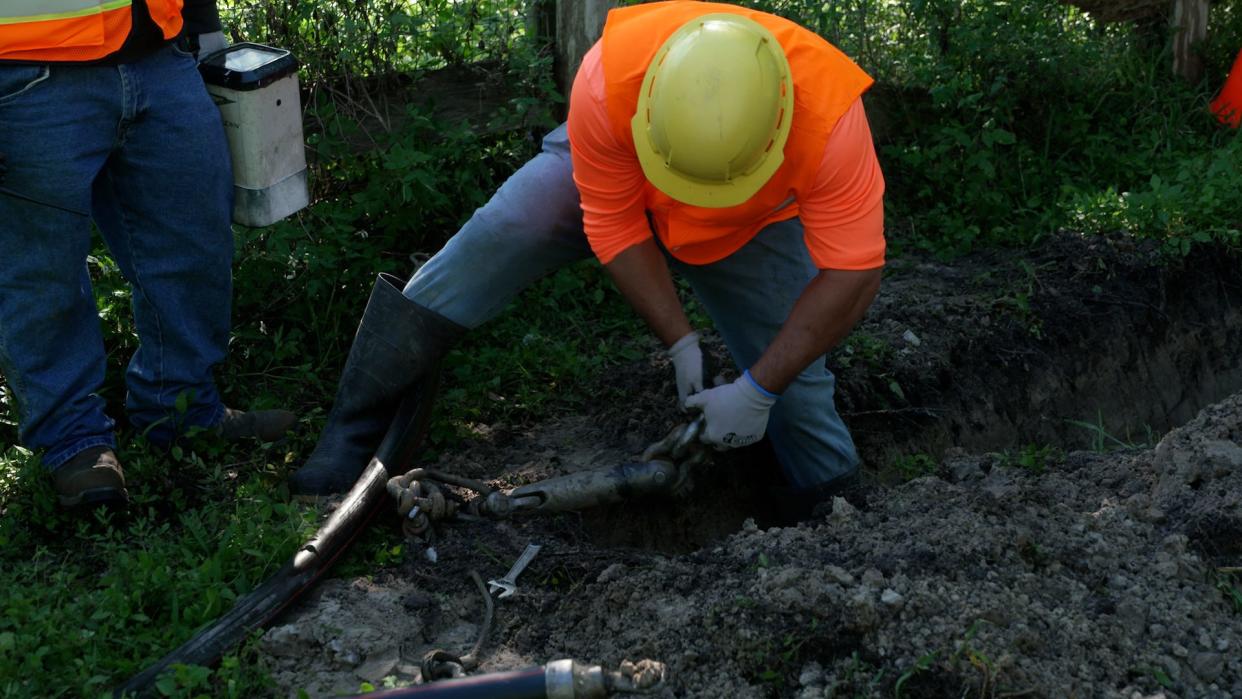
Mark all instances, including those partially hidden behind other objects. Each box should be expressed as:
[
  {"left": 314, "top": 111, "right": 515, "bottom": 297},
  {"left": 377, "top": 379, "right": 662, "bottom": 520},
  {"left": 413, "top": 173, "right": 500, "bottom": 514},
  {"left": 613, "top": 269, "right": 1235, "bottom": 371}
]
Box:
[
  {"left": 630, "top": 13, "right": 795, "bottom": 209},
  {"left": 632, "top": 134, "right": 787, "bottom": 208}
]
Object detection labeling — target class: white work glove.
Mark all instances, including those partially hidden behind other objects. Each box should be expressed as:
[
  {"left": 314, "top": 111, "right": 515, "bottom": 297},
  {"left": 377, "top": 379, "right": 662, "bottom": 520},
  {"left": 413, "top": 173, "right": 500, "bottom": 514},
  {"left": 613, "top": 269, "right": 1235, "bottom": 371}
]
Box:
[
  {"left": 684, "top": 370, "right": 778, "bottom": 449},
  {"left": 193, "top": 31, "right": 228, "bottom": 62},
  {"left": 667, "top": 331, "right": 704, "bottom": 409}
]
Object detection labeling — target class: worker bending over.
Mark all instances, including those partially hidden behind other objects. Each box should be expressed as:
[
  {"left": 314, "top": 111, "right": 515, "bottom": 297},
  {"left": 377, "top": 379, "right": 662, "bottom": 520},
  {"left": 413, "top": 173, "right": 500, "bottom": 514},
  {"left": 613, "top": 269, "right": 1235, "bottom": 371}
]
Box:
[{"left": 292, "top": 1, "right": 885, "bottom": 514}]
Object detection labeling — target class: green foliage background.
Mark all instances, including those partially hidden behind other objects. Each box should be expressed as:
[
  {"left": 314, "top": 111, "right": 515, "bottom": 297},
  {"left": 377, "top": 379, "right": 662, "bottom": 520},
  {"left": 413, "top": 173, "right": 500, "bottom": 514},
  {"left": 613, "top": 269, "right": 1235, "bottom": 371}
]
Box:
[
  {"left": 1, "top": 0, "right": 1240, "bottom": 696},
  {"left": 742, "top": 0, "right": 1242, "bottom": 255}
]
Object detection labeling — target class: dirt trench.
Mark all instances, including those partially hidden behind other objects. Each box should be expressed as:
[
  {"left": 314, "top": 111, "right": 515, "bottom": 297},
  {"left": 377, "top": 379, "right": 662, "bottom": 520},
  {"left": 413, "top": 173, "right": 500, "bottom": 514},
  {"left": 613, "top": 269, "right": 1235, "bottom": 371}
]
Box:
[{"left": 259, "top": 234, "right": 1242, "bottom": 698}]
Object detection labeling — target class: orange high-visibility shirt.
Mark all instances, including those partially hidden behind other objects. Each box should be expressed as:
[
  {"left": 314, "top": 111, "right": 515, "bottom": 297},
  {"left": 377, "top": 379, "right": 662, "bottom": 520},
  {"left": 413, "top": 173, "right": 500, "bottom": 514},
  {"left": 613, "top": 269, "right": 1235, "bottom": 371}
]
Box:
[{"left": 568, "top": 3, "right": 885, "bottom": 270}]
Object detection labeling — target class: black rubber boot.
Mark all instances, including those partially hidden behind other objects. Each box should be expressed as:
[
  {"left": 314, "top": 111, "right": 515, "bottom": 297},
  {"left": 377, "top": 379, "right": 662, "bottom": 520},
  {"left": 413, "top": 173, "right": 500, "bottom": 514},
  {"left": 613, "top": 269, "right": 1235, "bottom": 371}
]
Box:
[{"left": 290, "top": 273, "right": 464, "bottom": 500}]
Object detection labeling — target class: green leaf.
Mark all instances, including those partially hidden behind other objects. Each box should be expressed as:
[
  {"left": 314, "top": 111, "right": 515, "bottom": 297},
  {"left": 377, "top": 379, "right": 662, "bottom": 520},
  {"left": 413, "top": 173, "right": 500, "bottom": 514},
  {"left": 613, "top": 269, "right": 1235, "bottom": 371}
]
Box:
[
  {"left": 888, "top": 380, "right": 906, "bottom": 401},
  {"left": 991, "top": 129, "right": 1016, "bottom": 145}
]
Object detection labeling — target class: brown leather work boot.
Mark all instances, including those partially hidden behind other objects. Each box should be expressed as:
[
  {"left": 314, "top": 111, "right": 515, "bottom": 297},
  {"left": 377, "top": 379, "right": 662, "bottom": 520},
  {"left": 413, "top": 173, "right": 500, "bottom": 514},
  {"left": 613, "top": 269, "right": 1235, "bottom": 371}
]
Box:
[
  {"left": 54, "top": 446, "right": 129, "bottom": 508},
  {"left": 215, "top": 407, "right": 297, "bottom": 442}
]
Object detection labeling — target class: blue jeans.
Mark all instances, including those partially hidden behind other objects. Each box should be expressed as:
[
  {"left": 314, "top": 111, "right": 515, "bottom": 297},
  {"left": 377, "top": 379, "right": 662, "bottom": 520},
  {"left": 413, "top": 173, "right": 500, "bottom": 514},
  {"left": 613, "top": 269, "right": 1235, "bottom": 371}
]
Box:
[
  {"left": 406, "top": 124, "right": 859, "bottom": 489},
  {"left": 0, "top": 45, "right": 234, "bottom": 468}
]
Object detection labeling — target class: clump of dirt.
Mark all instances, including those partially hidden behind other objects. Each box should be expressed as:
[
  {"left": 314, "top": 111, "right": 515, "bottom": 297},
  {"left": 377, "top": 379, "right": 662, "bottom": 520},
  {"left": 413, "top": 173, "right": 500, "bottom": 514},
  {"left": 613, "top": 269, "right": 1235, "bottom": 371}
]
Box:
[{"left": 258, "top": 234, "right": 1242, "bottom": 697}]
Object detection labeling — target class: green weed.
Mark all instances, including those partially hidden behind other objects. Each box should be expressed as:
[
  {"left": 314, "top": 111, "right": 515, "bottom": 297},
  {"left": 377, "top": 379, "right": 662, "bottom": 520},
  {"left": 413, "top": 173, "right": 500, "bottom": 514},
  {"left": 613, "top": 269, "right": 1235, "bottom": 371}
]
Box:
[
  {"left": 835, "top": 333, "right": 892, "bottom": 372},
  {"left": 1216, "top": 569, "right": 1242, "bottom": 614},
  {"left": 1066, "top": 410, "right": 1154, "bottom": 452},
  {"left": 992, "top": 260, "right": 1050, "bottom": 339},
  {"left": 993, "top": 444, "right": 1063, "bottom": 474},
  {"left": 755, "top": 621, "right": 820, "bottom": 687},
  {"left": 831, "top": 651, "right": 886, "bottom": 698},
  {"left": 894, "top": 651, "right": 938, "bottom": 698},
  {"left": 892, "top": 453, "right": 938, "bottom": 481}
]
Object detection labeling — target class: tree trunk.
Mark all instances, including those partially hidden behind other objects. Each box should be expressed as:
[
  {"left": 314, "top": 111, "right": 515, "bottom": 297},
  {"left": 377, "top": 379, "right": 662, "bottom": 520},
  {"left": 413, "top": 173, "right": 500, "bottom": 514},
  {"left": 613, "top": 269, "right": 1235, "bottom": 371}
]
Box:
[
  {"left": 554, "top": 0, "right": 616, "bottom": 103},
  {"left": 1172, "top": 0, "right": 1210, "bottom": 82}
]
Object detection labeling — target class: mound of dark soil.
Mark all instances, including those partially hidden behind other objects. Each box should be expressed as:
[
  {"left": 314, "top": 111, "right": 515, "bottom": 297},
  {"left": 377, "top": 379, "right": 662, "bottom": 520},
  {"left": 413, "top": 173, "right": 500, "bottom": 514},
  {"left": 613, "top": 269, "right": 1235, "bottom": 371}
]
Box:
[{"left": 259, "top": 234, "right": 1242, "bottom": 698}]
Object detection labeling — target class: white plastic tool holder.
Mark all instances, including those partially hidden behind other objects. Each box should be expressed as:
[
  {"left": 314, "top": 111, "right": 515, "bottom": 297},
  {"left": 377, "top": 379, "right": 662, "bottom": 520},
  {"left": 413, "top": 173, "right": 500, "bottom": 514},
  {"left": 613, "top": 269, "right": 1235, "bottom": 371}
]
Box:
[{"left": 200, "top": 42, "right": 310, "bottom": 227}]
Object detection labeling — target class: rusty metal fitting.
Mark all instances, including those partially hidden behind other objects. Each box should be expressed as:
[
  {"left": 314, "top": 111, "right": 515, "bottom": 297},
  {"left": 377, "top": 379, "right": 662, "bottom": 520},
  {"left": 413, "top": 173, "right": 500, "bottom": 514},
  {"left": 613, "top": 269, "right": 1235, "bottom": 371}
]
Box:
[
  {"left": 641, "top": 416, "right": 706, "bottom": 464},
  {"left": 387, "top": 473, "right": 467, "bottom": 536}
]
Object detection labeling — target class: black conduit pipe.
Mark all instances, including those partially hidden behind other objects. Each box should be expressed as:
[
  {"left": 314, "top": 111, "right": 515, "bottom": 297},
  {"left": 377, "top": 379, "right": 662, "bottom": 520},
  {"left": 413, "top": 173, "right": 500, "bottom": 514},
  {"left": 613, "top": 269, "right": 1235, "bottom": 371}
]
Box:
[{"left": 115, "top": 374, "right": 443, "bottom": 697}]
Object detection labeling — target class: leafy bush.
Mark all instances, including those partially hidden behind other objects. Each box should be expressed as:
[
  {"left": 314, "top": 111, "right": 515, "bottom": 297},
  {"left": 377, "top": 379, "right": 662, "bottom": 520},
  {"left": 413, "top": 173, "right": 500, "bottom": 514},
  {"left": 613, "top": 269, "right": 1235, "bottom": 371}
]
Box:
[
  {"left": 218, "top": 0, "right": 531, "bottom": 83},
  {"left": 1067, "top": 134, "right": 1242, "bottom": 255},
  {"left": 745, "top": 0, "right": 1242, "bottom": 255}
]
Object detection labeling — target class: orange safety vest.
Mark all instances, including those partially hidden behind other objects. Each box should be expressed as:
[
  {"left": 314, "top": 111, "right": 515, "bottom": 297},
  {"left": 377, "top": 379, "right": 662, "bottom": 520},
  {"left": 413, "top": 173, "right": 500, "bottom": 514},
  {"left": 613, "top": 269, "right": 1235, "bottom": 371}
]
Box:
[
  {"left": 600, "top": 1, "right": 873, "bottom": 255},
  {"left": 0, "top": 0, "right": 184, "bottom": 63}
]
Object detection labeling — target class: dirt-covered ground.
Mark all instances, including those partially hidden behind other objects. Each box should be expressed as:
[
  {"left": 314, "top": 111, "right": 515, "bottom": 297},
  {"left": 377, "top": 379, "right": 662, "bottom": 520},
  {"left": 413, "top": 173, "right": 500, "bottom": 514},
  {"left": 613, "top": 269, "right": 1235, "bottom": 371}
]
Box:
[{"left": 259, "top": 235, "right": 1242, "bottom": 698}]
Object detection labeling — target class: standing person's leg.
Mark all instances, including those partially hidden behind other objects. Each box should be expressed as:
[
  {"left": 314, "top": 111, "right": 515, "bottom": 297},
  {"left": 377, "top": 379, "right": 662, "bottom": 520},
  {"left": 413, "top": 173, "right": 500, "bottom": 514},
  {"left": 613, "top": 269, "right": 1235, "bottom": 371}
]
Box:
[
  {"left": 672, "top": 217, "right": 859, "bottom": 492},
  {"left": 0, "top": 63, "right": 128, "bottom": 503},
  {"left": 89, "top": 45, "right": 235, "bottom": 443},
  {"left": 292, "top": 123, "right": 593, "bottom": 497}
]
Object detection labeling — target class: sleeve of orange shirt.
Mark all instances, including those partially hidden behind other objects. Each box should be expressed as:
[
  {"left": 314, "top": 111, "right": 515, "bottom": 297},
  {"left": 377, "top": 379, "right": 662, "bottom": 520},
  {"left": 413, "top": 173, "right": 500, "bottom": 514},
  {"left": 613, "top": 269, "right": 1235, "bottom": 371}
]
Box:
[
  {"left": 566, "top": 42, "right": 654, "bottom": 265},
  {"left": 799, "top": 97, "right": 886, "bottom": 270}
]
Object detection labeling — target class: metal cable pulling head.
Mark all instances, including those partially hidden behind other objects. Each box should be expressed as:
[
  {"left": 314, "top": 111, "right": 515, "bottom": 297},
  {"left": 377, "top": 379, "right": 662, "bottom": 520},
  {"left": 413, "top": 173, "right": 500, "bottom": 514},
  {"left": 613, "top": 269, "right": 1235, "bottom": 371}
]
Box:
[{"left": 387, "top": 417, "right": 707, "bottom": 530}]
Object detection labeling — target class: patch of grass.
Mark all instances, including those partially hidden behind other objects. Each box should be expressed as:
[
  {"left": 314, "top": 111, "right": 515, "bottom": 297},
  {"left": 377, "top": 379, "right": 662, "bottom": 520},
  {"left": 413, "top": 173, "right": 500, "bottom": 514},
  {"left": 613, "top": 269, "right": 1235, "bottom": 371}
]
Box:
[
  {"left": 830, "top": 651, "right": 886, "bottom": 698},
  {"left": 991, "top": 260, "right": 1050, "bottom": 339},
  {"left": 1150, "top": 665, "right": 1176, "bottom": 689},
  {"left": 892, "top": 453, "right": 938, "bottom": 481},
  {"left": 834, "top": 333, "right": 908, "bottom": 408},
  {"left": 1066, "top": 410, "right": 1155, "bottom": 453},
  {"left": 0, "top": 437, "right": 316, "bottom": 698},
  {"left": 992, "top": 444, "right": 1063, "bottom": 474},
  {"left": 894, "top": 650, "right": 938, "bottom": 698},
  {"left": 432, "top": 262, "right": 647, "bottom": 445},
  {"left": 754, "top": 621, "right": 820, "bottom": 687},
  {"left": 1215, "top": 569, "right": 1242, "bottom": 614},
  {"left": 834, "top": 332, "right": 893, "bottom": 372},
  {"left": 946, "top": 620, "right": 999, "bottom": 696}
]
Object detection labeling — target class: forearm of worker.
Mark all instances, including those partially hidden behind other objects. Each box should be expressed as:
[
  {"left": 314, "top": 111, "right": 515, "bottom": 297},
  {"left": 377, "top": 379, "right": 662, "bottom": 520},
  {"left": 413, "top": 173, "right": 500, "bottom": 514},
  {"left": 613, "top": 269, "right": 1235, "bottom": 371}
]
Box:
[
  {"left": 749, "top": 267, "right": 882, "bottom": 395},
  {"left": 603, "top": 239, "right": 693, "bottom": 347}
]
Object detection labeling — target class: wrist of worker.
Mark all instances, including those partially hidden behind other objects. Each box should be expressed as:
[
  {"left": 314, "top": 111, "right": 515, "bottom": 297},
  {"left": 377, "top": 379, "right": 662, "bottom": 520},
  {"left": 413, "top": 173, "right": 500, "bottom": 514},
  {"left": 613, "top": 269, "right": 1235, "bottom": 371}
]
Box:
[
  {"left": 667, "top": 331, "right": 699, "bottom": 356},
  {"left": 742, "top": 369, "right": 781, "bottom": 401}
]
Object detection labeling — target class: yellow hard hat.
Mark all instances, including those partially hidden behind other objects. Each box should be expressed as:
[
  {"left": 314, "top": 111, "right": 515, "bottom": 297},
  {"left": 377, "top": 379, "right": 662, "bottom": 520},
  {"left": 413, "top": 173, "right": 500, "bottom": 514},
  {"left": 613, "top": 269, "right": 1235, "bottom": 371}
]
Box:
[{"left": 632, "top": 13, "right": 794, "bottom": 208}]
